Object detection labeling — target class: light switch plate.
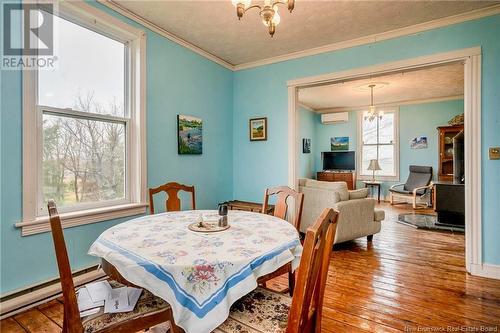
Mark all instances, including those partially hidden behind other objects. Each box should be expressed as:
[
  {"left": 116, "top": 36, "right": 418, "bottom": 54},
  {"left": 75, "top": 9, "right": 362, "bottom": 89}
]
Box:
[{"left": 489, "top": 147, "right": 500, "bottom": 160}]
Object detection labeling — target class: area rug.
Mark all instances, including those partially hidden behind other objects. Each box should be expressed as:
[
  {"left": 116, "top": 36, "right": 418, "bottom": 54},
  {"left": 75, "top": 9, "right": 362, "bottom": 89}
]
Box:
[{"left": 397, "top": 213, "right": 464, "bottom": 232}]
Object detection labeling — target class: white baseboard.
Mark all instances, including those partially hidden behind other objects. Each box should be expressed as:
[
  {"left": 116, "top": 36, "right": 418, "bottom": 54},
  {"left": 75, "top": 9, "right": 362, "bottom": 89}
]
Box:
[
  {"left": 0, "top": 267, "right": 106, "bottom": 319},
  {"left": 470, "top": 263, "right": 500, "bottom": 279}
]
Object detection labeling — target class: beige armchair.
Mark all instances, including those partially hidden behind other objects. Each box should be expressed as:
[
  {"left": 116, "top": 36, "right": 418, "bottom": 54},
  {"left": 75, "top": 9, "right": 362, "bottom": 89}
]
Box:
[{"left": 298, "top": 179, "right": 385, "bottom": 244}]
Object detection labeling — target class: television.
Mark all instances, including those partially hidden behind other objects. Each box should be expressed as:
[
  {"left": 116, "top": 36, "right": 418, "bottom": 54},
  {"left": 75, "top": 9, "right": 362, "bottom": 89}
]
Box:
[{"left": 322, "top": 151, "right": 355, "bottom": 171}]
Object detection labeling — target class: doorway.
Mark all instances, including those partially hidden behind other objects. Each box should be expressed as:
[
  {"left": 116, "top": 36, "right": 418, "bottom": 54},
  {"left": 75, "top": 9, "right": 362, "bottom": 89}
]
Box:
[{"left": 287, "top": 47, "right": 482, "bottom": 275}]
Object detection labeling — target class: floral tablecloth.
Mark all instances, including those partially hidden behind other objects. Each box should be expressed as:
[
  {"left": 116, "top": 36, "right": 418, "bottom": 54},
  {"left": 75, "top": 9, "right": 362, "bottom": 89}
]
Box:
[{"left": 88, "top": 210, "right": 302, "bottom": 333}]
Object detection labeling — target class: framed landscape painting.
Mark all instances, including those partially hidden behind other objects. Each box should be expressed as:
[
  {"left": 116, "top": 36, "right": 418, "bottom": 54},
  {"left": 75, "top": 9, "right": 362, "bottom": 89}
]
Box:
[
  {"left": 178, "top": 115, "right": 202, "bottom": 154},
  {"left": 331, "top": 136, "right": 349, "bottom": 151},
  {"left": 249, "top": 117, "right": 267, "bottom": 141}
]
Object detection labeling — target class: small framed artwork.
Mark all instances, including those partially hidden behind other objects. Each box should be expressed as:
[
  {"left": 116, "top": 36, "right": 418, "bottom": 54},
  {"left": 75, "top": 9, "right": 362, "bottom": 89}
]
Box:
[
  {"left": 303, "top": 138, "right": 311, "bottom": 153},
  {"left": 178, "top": 115, "right": 203, "bottom": 154},
  {"left": 410, "top": 136, "right": 428, "bottom": 149},
  {"left": 331, "top": 136, "right": 349, "bottom": 151},
  {"left": 249, "top": 117, "right": 267, "bottom": 141}
]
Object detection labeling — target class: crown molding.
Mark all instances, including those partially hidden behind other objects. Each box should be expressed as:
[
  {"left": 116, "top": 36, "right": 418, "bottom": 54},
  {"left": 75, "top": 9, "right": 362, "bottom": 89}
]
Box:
[
  {"left": 96, "top": 1, "right": 500, "bottom": 72},
  {"left": 314, "top": 95, "right": 464, "bottom": 114},
  {"left": 234, "top": 4, "right": 500, "bottom": 71},
  {"left": 97, "top": 0, "right": 234, "bottom": 71}
]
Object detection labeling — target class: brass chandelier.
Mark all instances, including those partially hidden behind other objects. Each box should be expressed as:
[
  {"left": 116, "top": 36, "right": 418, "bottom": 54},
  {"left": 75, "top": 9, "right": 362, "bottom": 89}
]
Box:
[{"left": 231, "top": 0, "right": 295, "bottom": 37}]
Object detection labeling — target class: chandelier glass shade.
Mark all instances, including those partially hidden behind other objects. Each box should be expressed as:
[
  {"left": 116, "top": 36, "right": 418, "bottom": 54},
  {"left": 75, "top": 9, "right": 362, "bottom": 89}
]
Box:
[
  {"left": 365, "top": 84, "right": 384, "bottom": 122},
  {"left": 231, "top": 0, "right": 295, "bottom": 37}
]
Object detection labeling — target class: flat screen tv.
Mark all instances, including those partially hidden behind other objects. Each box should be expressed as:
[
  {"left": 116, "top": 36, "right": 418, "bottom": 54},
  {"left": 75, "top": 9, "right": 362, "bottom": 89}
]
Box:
[{"left": 322, "top": 151, "right": 355, "bottom": 171}]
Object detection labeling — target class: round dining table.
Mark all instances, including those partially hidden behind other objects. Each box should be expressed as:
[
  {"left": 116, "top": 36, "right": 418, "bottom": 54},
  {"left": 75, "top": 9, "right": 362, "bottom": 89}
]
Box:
[{"left": 88, "top": 210, "right": 303, "bottom": 333}]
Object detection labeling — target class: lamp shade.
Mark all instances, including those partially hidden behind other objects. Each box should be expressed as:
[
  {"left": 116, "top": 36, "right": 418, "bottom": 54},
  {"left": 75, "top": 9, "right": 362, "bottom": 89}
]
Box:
[{"left": 367, "top": 159, "right": 382, "bottom": 171}]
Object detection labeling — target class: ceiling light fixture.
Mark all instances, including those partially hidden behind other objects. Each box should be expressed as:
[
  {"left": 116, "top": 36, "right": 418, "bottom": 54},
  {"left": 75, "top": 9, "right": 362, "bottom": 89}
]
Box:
[
  {"left": 231, "top": 0, "right": 295, "bottom": 37},
  {"left": 365, "top": 84, "right": 384, "bottom": 122}
]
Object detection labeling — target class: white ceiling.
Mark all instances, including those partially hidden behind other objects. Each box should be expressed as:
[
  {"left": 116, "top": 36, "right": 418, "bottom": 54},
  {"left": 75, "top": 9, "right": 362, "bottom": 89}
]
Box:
[
  {"left": 298, "top": 62, "right": 464, "bottom": 111},
  {"left": 111, "top": 0, "right": 498, "bottom": 66}
]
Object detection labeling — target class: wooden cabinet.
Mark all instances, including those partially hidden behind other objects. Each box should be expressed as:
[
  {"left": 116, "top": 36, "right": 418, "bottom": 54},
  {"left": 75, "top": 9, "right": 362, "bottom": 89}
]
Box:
[
  {"left": 317, "top": 171, "right": 356, "bottom": 190},
  {"left": 437, "top": 125, "right": 463, "bottom": 181}
]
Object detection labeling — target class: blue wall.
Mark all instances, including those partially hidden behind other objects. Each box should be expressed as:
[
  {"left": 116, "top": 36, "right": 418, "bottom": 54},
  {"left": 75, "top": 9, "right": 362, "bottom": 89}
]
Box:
[
  {"left": 0, "top": 2, "right": 233, "bottom": 294},
  {"left": 307, "top": 100, "right": 463, "bottom": 195},
  {"left": 297, "top": 107, "right": 316, "bottom": 179},
  {"left": 233, "top": 15, "right": 500, "bottom": 265}
]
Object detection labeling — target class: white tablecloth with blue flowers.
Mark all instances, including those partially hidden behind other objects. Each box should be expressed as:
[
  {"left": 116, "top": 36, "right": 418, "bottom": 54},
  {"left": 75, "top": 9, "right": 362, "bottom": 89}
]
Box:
[{"left": 88, "top": 210, "right": 303, "bottom": 333}]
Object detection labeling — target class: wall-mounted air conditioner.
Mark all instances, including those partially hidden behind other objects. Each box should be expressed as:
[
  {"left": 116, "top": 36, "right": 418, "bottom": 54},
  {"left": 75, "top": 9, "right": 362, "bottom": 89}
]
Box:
[{"left": 321, "top": 112, "right": 349, "bottom": 124}]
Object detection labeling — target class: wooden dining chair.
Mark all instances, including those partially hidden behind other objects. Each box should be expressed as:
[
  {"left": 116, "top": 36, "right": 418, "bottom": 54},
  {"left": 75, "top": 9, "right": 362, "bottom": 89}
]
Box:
[
  {"left": 148, "top": 181, "right": 196, "bottom": 214},
  {"left": 261, "top": 186, "right": 304, "bottom": 295},
  {"left": 47, "top": 200, "right": 176, "bottom": 333},
  {"left": 214, "top": 208, "right": 338, "bottom": 333}
]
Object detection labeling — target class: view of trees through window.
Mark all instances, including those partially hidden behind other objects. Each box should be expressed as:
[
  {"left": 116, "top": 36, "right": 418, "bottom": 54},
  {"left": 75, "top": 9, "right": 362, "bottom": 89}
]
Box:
[{"left": 39, "top": 13, "right": 127, "bottom": 209}]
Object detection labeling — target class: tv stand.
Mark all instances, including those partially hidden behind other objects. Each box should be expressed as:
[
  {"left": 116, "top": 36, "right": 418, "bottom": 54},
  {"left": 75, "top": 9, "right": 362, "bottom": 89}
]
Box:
[{"left": 317, "top": 171, "right": 356, "bottom": 190}]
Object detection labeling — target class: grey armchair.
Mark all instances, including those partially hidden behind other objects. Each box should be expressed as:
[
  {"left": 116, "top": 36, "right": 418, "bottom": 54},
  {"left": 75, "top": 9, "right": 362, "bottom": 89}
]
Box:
[{"left": 389, "top": 165, "right": 433, "bottom": 209}]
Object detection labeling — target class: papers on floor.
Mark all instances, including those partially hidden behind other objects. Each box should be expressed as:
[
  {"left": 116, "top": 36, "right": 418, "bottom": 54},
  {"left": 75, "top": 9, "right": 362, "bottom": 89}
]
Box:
[{"left": 77, "top": 280, "right": 143, "bottom": 317}]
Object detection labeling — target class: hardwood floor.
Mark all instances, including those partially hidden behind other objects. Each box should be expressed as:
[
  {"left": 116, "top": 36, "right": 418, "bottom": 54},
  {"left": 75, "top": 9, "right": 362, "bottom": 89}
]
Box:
[{"left": 2, "top": 203, "right": 499, "bottom": 332}]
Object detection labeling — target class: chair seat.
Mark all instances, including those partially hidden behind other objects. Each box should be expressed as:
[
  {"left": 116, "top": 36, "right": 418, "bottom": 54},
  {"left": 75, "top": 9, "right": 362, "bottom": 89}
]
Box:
[
  {"left": 213, "top": 287, "right": 291, "bottom": 333},
  {"left": 82, "top": 281, "right": 169, "bottom": 333},
  {"left": 389, "top": 188, "right": 426, "bottom": 195}
]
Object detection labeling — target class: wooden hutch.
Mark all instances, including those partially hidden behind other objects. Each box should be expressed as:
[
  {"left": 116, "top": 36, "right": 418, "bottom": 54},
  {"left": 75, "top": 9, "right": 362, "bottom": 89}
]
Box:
[{"left": 437, "top": 124, "right": 464, "bottom": 181}]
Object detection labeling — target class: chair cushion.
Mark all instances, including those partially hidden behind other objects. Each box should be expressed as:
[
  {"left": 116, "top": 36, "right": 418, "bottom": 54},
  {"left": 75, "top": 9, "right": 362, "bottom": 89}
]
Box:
[
  {"left": 349, "top": 188, "right": 369, "bottom": 200},
  {"left": 82, "top": 281, "right": 169, "bottom": 333},
  {"left": 213, "top": 287, "right": 291, "bottom": 333},
  {"left": 374, "top": 209, "right": 385, "bottom": 222},
  {"left": 404, "top": 165, "right": 432, "bottom": 192}
]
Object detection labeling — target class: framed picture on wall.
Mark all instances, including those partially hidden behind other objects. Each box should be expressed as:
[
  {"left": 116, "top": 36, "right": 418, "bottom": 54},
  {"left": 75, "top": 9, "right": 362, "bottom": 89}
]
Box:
[
  {"left": 303, "top": 138, "right": 311, "bottom": 153},
  {"left": 331, "top": 136, "right": 349, "bottom": 151},
  {"left": 249, "top": 117, "right": 267, "bottom": 141},
  {"left": 178, "top": 115, "right": 203, "bottom": 154},
  {"left": 410, "top": 136, "right": 428, "bottom": 149}
]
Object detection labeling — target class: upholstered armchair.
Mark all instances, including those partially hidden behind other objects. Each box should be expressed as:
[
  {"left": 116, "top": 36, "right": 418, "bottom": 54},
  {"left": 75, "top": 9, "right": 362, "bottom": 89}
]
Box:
[
  {"left": 298, "top": 179, "right": 384, "bottom": 244},
  {"left": 389, "top": 165, "right": 433, "bottom": 209}
]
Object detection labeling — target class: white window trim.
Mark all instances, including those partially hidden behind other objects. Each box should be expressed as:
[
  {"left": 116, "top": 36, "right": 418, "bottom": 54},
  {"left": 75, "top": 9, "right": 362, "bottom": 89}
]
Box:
[
  {"left": 17, "top": 1, "right": 148, "bottom": 236},
  {"left": 356, "top": 108, "right": 400, "bottom": 182}
]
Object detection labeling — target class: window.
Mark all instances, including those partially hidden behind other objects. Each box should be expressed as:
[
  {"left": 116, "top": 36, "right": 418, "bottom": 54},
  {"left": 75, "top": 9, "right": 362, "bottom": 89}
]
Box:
[
  {"left": 21, "top": 2, "right": 146, "bottom": 235},
  {"left": 358, "top": 109, "right": 399, "bottom": 180}
]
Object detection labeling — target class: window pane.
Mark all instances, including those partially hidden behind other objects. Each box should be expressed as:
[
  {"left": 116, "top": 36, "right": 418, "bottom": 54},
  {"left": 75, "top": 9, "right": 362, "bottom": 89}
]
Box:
[
  {"left": 362, "top": 112, "right": 377, "bottom": 144},
  {"left": 42, "top": 114, "right": 125, "bottom": 208},
  {"left": 361, "top": 145, "right": 395, "bottom": 176},
  {"left": 38, "top": 15, "right": 125, "bottom": 117},
  {"left": 360, "top": 145, "right": 377, "bottom": 175},
  {"left": 379, "top": 112, "right": 394, "bottom": 144},
  {"left": 378, "top": 145, "right": 395, "bottom": 176}
]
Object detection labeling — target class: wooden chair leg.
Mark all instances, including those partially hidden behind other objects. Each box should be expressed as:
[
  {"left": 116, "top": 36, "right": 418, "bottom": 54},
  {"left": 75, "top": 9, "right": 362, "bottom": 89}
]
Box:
[
  {"left": 390, "top": 192, "right": 394, "bottom": 205},
  {"left": 412, "top": 194, "right": 417, "bottom": 209},
  {"left": 288, "top": 271, "right": 295, "bottom": 297},
  {"left": 367, "top": 235, "right": 373, "bottom": 242}
]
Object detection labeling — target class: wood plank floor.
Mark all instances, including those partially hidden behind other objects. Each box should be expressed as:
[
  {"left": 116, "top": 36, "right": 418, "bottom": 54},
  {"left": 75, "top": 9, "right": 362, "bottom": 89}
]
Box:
[{"left": 2, "top": 203, "right": 500, "bottom": 332}]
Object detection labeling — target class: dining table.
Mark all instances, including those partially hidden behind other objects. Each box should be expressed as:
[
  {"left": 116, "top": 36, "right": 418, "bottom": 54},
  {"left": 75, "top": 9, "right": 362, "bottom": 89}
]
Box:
[{"left": 88, "top": 209, "right": 303, "bottom": 333}]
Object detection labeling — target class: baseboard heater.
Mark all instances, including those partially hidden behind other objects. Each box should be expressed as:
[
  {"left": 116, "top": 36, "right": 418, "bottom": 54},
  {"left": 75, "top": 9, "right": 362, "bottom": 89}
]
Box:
[{"left": 0, "top": 265, "right": 106, "bottom": 319}]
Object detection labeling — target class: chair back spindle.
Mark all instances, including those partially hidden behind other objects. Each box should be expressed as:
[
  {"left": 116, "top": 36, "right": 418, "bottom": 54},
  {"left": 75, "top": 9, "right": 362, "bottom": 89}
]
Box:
[{"left": 263, "top": 186, "right": 304, "bottom": 231}]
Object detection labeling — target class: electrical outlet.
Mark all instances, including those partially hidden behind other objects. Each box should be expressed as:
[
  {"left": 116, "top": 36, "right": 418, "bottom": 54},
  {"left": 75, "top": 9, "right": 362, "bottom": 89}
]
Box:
[{"left": 489, "top": 147, "right": 500, "bottom": 160}]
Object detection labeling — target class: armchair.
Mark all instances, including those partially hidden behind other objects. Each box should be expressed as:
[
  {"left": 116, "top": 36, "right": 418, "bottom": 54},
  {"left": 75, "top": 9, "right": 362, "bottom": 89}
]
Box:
[{"left": 389, "top": 165, "right": 433, "bottom": 209}]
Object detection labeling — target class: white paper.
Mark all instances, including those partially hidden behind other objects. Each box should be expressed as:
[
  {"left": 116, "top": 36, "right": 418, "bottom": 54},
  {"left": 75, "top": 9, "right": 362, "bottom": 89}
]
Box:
[
  {"left": 104, "top": 287, "right": 129, "bottom": 313},
  {"left": 85, "top": 280, "right": 112, "bottom": 303},
  {"left": 77, "top": 287, "right": 104, "bottom": 311},
  {"left": 80, "top": 307, "right": 101, "bottom": 318},
  {"left": 126, "top": 287, "right": 142, "bottom": 311}
]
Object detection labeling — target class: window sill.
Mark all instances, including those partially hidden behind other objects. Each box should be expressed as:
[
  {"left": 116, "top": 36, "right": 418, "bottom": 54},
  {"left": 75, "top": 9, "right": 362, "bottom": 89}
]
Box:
[{"left": 15, "top": 203, "right": 148, "bottom": 236}]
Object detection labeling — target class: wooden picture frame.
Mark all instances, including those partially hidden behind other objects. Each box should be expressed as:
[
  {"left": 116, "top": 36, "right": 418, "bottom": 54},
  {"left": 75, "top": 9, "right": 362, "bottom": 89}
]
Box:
[{"left": 249, "top": 117, "right": 267, "bottom": 141}]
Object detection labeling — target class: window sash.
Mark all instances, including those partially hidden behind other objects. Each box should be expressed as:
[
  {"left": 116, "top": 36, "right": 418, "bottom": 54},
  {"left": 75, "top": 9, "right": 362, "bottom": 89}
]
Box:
[
  {"left": 357, "top": 109, "right": 399, "bottom": 180},
  {"left": 37, "top": 106, "right": 131, "bottom": 215}
]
